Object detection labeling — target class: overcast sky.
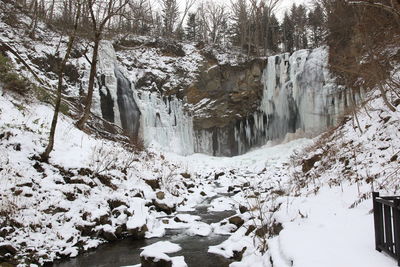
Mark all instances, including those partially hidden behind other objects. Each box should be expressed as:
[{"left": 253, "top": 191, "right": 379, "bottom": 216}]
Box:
[
  {"left": 275, "top": 0, "right": 312, "bottom": 19},
  {"left": 152, "top": 0, "right": 312, "bottom": 21}
]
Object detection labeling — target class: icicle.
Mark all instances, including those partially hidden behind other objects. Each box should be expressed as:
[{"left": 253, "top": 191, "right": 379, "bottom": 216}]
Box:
[{"left": 134, "top": 91, "right": 195, "bottom": 155}]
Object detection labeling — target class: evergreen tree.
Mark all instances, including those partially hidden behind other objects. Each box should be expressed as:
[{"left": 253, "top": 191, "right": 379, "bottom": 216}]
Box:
[
  {"left": 290, "top": 4, "right": 308, "bottom": 50},
  {"left": 282, "top": 12, "right": 294, "bottom": 53},
  {"left": 161, "top": 0, "right": 179, "bottom": 37},
  {"left": 266, "top": 13, "right": 280, "bottom": 53},
  {"left": 308, "top": 3, "right": 325, "bottom": 48},
  {"left": 231, "top": 0, "right": 249, "bottom": 49},
  {"left": 185, "top": 13, "right": 198, "bottom": 41}
]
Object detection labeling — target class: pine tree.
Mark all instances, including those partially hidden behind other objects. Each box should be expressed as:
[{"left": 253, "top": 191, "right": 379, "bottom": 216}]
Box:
[
  {"left": 308, "top": 3, "right": 325, "bottom": 48},
  {"left": 266, "top": 13, "right": 280, "bottom": 53},
  {"left": 290, "top": 4, "right": 308, "bottom": 50},
  {"left": 282, "top": 12, "right": 294, "bottom": 53},
  {"left": 185, "top": 13, "right": 198, "bottom": 41},
  {"left": 161, "top": 0, "right": 179, "bottom": 37}
]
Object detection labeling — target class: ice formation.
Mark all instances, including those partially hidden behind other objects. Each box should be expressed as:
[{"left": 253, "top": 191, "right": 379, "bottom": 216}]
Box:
[
  {"left": 194, "top": 47, "right": 358, "bottom": 156},
  {"left": 134, "top": 91, "right": 195, "bottom": 155},
  {"left": 95, "top": 41, "right": 194, "bottom": 155},
  {"left": 97, "top": 42, "right": 357, "bottom": 156}
]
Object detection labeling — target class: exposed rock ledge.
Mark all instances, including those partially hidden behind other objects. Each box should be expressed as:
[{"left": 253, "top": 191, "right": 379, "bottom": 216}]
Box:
[{"left": 186, "top": 58, "right": 266, "bottom": 130}]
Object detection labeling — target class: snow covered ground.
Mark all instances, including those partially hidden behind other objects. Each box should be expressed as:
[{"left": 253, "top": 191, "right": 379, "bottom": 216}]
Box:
[
  {"left": 0, "top": 91, "right": 217, "bottom": 266},
  {"left": 177, "top": 95, "right": 399, "bottom": 267},
  {"left": 1, "top": 89, "right": 399, "bottom": 267},
  {"left": 1, "top": 2, "right": 399, "bottom": 266}
]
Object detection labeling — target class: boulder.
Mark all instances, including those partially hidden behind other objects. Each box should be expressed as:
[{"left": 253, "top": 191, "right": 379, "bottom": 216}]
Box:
[
  {"left": 239, "top": 205, "right": 248, "bottom": 214},
  {"left": 214, "top": 172, "right": 225, "bottom": 180},
  {"left": 153, "top": 200, "right": 175, "bottom": 215},
  {"left": 156, "top": 191, "right": 165, "bottom": 200},
  {"left": 76, "top": 223, "right": 96, "bottom": 237},
  {"left": 108, "top": 199, "right": 128, "bottom": 210},
  {"left": 229, "top": 216, "right": 244, "bottom": 228},
  {"left": 102, "top": 230, "right": 118, "bottom": 242},
  {"left": 128, "top": 224, "right": 148, "bottom": 239},
  {"left": 145, "top": 179, "right": 160, "bottom": 190},
  {"left": 141, "top": 255, "right": 172, "bottom": 267},
  {"left": 0, "top": 244, "right": 17, "bottom": 256},
  {"left": 232, "top": 247, "right": 247, "bottom": 261},
  {"left": 180, "top": 173, "right": 191, "bottom": 179}
]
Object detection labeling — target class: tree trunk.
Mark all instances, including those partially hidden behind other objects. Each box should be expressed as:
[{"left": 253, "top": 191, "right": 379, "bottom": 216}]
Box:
[
  {"left": 40, "top": 38, "right": 75, "bottom": 161},
  {"left": 49, "top": 0, "right": 55, "bottom": 21},
  {"left": 29, "top": 0, "right": 39, "bottom": 39},
  {"left": 77, "top": 34, "right": 101, "bottom": 130},
  {"left": 41, "top": 2, "right": 81, "bottom": 162},
  {"left": 378, "top": 84, "right": 396, "bottom": 112}
]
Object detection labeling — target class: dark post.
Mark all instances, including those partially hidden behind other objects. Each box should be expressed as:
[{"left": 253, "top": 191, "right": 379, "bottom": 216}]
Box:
[
  {"left": 373, "top": 192, "right": 383, "bottom": 252},
  {"left": 384, "top": 204, "right": 393, "bottom": 252},
  {"left": 393, "top": 199, "right": 400, "bottom": 266}
]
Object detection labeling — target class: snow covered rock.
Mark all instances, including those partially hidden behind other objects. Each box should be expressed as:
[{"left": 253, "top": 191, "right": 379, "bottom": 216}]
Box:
[{"left": 140, "top": 241, "right": 186, "bottom": 267}]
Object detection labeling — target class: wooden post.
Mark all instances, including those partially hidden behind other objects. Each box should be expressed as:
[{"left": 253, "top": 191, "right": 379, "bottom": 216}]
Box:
[
  {"left": 393, "top": 199, "right": 400, "bottom": 266},
  {"left": 373, "top": 192, "right": 383, "bottom": 252}
]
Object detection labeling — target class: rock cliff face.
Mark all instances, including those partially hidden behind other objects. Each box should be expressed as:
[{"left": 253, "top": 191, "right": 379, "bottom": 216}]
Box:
[
  {"left": 192, "top": 47, "right": 357, "bottom": 156},
  {"left": 185, "top": 58, "right": 267, "bottom": 156},
  {"left": 187, "top": 59, "right": 266, "bottom": 130},
  {"left": 95, "top": 39, "right": 356, "bottom": 156}
]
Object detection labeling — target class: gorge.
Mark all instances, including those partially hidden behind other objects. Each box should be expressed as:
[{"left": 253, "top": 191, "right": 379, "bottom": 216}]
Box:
[{"left": 1, "top": 1, "right": 399, "bottom": 266}]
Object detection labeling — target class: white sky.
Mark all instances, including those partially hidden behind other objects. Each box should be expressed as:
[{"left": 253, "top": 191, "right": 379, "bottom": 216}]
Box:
[{"left": 152, "top": 0, "right": 312, "bottom": 21}]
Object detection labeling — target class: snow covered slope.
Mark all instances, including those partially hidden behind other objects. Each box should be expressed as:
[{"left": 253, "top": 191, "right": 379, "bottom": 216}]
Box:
[
  {"left": 180, "top": 94, "right": 399, "bottom": 267},
  {"left": 0, "top": 92, "right": 215, "bottom": 266},
  {"left": 0, "top": 87, "right": 398, "bottom": 267}
]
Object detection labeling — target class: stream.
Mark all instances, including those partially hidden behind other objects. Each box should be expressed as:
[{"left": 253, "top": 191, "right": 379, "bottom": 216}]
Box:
[{"left": 51, "top": 195, "right": 236, "bottom": 267}]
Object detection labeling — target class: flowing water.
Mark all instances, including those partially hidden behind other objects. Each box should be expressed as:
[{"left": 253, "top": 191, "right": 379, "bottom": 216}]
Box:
[{"left": 51, "top": 196, "right": 235, "bottom": 267}]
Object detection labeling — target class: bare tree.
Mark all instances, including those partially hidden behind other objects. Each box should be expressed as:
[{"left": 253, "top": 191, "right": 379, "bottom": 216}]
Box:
[
  {"left": 196, "top": 1, "right": 209, "bottom": 42},
  {"left": 205, "top": 2, "right": 227, "bottom": 44},
  {"left": 28, "top": 0, "right": 39, "bottom": 38},
  {"left": 325, "top": 0, "right": 399, "bottom": 112},
  {"left": 127, "top": 0, "right": 152, "bottom": 34},
  {"left": 76, "top": 0, "right": 130, "bottom": 130},
  {"left": 41, "top": 1, "right": 83, "bottom": 161},
  {"left": 262, "top": 0, "right": 281, "bottom": 54},
  {"left": 231, "top": 0, "right": 249, "bottom": 49},
  {"left": 249, "top": 0, "right": 263, "bottom": 55},
  {"left": 176, "top": 0, "right": 197, "bottom": 31},
  {"left": 348, "top": 0, "right": 400, "bottom": 21}
]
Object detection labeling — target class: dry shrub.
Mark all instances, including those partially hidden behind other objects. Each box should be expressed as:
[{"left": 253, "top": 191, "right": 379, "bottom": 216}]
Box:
[
  {"left": 2, "top": 11, "right": 20, "bottom": 26},
  {"left": 240, "top": 181, "right": 284, "bottom": 254},
  {"left": 89, "top": 141, "right": 139, "bottom": 176},
  {"left": 159, "top": 163, "right": 182, "bottom": 196},
  {"left": 129, "top": 135, "right": 145, "bottom": 152},
  {"left": 0, "top": 54, "right": 30, "bottom": 95}
]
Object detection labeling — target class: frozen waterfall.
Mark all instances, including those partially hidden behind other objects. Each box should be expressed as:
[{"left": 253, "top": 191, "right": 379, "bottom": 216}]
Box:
[
  {"left": 134, "top": 91, "right": 195, "bottom": 155},
  {"left": 259, "top": 47, "right": 356, "bottom": 138},
  {"left": 95, "top": 41, "right": 141, "bottom": 138},
  {"left": 95, "top": 41, "right": 194, "bottom": 154},
  {"left": 96, "top": 42, "right": 356, "bottom": 156},
  {"left": 194, "top": 47, "right": 357, "bottom": 156}
]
